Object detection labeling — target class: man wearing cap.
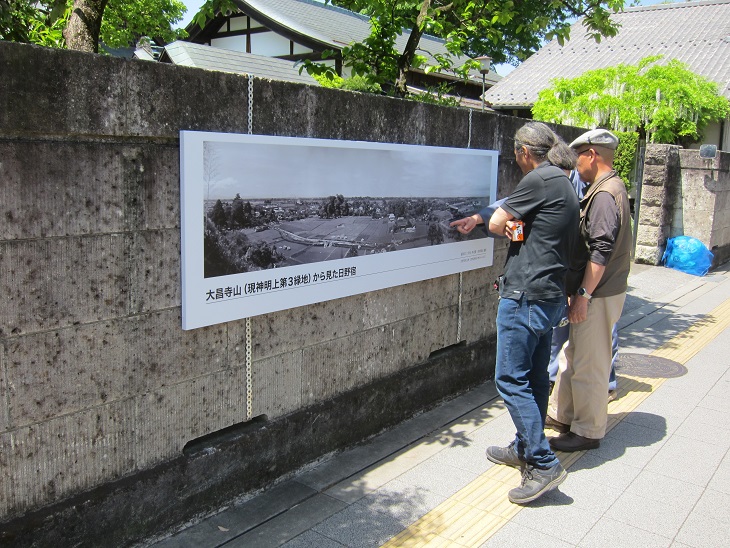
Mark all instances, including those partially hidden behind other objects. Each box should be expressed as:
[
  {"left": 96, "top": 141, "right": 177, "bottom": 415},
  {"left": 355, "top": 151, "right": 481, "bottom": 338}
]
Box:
[{"left": 545, "top": 128, "right": 632, "bottom": 452}]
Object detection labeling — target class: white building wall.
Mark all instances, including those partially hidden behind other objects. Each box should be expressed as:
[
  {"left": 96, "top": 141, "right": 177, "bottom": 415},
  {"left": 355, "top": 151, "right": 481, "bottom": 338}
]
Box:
[
  {"left": 228, "top": 16, "right": 248, "bottom": 31},
  {"left": 211, "top": 35, "right": 247, "bottom": 53},
  {"left": 691, "top": 121, "right": 722, "bottom": 150},
  {"left": 249, "top": 32, "right": 294, "bottom": 57},
  {"left": 210, "top": 32, "right": 314, "bottom": 59}
]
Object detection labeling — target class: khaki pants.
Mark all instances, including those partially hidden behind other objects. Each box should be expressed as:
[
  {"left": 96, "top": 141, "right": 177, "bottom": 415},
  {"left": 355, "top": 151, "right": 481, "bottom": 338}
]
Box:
[{"left": 548, "top": 292, "right": 626, "bottom": 439}]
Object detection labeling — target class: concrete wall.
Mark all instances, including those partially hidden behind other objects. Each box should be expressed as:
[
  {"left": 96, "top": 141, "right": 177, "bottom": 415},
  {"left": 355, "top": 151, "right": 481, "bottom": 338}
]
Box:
[
  {"left": 672, "top": 149, "right": 730, "bottom": 266},
  {"left": 635, "top": 144, "right": 730, "bottom": 267},
  {"left": 1, "top": 41, "right": 574, "bottom": 546}
]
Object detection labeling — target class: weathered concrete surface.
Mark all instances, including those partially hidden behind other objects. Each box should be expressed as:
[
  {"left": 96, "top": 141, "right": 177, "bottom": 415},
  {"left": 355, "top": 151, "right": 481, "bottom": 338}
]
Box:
[
  {"left": 0, "top": 40, "right": 514, "bottom": 546},
  {"left": 0, "top": 337, "right": 495, "bottom": 548},
  {"left": 675, "top": 148, "right": 730, "bottom": 266},
  {"left": 635, "top": 143, "right": 730, "bottom": 267}
]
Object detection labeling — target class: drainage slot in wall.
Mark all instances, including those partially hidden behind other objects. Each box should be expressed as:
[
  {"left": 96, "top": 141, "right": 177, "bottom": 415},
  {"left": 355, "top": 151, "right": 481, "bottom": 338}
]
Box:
[
  {"left": 183, "top": 414, "right": 269, "bottom": 457},
  {"left": 428, "top": 340, "right": 467, "bottom": 360}
]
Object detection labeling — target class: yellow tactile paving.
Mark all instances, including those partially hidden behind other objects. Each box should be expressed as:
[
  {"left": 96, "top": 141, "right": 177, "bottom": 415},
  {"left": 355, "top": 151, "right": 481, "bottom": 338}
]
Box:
[
  {"left": 652, "top": 297, "right": 730, "bottom": 363},
  {"left": 380, "top": 297, "right": 730, "bottom": 548}
]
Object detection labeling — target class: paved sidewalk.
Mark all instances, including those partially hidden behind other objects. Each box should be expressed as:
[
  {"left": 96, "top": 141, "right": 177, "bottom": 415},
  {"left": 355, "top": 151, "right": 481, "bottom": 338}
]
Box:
[{"left": 151, "top": 262, "right": 730, "bottom": 548}]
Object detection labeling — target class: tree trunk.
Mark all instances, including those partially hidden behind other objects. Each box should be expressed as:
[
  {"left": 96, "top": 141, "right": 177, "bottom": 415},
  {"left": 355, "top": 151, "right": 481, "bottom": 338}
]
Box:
[
  {"left": 394, "top": 0, "right": 431, "bottom": 97},
  {"left": 64, "top": 0, "right": 109, "bottom": 53}
]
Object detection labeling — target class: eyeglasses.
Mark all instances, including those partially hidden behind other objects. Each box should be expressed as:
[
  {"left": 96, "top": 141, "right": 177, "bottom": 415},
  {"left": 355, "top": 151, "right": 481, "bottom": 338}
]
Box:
[{"left": 577, "top": 148, "right": 599, "bottom": 157}]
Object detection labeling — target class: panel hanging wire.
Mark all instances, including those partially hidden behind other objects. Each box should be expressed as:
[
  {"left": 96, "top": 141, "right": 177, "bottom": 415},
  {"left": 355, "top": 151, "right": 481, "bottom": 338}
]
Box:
[
  {"left": 245, "top": 73, "right": 254, "bottom": 420},
  {"left": 458, "top": 109, "right": 472, "bottom": 342}
]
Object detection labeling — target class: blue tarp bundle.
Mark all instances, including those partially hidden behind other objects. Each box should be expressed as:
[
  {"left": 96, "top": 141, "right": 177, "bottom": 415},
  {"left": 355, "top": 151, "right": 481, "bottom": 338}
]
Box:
[{"left": 662, "top": 236, "right": 714, "bottom": 276}]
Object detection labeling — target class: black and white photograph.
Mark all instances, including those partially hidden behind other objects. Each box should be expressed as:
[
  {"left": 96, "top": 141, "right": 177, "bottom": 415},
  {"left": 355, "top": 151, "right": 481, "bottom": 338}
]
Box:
[{"left": 181, "top": 132, "right": 498, "bottom": 329}]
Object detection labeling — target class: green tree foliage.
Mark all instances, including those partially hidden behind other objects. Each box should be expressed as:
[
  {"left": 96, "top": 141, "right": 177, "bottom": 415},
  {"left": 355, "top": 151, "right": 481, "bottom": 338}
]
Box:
[
  {"left": 322, "top": 1, "right": 627, "bottom": 96},
  {"left": 100, "top": 0, "right": 186, "bottom": 49},
  {"left": 1, "top": 0, "right": 243, "bottom": 51},
  {"left": 533, "top": 56, "right": 730, "bottom": 146},
  {"left": 1, "top": 0, "right": 66, "bottom": 45},
  {"left": 613, "top": 131, "right": 639, "bottom": 190},
  {"left": 191, "top": 0, "right": 237, "bottom": 30},
  {"left": 312, "top": 73, "right": 382, "bottom": 93},
  {"left": 0, "top": 0, "right": 189, "bottom": 50},
  {"left": 408, "top": 83, "right": 460, "bottom": 107}
]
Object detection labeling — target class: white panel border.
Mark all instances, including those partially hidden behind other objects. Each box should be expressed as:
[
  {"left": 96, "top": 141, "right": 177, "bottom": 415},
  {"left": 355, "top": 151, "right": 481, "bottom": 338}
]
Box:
[{"left": 181, "top": 131, "right": 499, "bottom": 330}]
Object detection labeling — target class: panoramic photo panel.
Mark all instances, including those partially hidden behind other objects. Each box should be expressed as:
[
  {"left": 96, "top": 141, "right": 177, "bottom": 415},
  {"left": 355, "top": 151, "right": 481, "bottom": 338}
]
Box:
[{"left": 181, "top": 131, "right": 499, "bottom": 330}]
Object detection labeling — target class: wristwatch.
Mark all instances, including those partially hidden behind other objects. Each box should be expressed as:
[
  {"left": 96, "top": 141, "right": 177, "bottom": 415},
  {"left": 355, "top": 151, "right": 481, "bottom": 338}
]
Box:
[{"left": 577, "top": 287, "right": 593, "bottom": 300}]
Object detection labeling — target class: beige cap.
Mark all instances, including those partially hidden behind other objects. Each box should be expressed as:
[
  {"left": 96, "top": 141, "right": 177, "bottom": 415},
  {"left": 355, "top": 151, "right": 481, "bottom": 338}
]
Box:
[{"left": 570, "top": 128, "right": 619, "bottom": 150}]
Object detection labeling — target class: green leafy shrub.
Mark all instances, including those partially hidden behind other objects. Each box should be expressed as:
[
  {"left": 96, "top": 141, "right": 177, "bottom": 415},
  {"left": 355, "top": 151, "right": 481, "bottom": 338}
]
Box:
[
  {"left": 613, "top": 131, "right": 639, "bottom": 191},
  {"left": 533, "top": 56, "right": 730, "bottom": 147},
  {"left": 408, "top": 83, "right": 461, "bottom": 107},
  {"left": 311, "top": 72, "right": 381, "bottom": 93}
]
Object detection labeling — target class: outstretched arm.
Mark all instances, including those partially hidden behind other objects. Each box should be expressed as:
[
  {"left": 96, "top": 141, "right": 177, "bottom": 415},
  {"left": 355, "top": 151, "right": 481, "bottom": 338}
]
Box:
[{"left": 450, "top": 213, "right": 483, "bottom": 234}]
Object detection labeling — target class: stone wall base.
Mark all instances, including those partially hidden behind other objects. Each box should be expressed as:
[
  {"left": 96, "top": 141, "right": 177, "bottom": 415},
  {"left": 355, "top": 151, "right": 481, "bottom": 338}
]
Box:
[
  {"left": 634, "top": 244, "right": 665, "bottom": 266},
  {"left": 0, "top": 338, "right": 495, "bottom": 547}
]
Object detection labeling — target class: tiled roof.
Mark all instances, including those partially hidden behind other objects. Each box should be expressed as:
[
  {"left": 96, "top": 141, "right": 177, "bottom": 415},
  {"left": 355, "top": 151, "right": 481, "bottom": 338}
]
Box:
[
  {"left": 239, "top": 0, "right": 367, "bottom": 49},
  {"left": 223, "top": 0, "right": 500, "bottom": 85},
  {"left": 163, "top": 41, "right": 318, "bottom": 85},
  {"left": 484, "top": 0, "right": 730, "bottom": 108}
]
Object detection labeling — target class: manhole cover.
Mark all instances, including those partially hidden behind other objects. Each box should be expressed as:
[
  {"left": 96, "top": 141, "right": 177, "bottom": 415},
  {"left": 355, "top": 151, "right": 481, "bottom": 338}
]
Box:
[{"left": 615, "top": 353, "right": 687, "bottom": 378}]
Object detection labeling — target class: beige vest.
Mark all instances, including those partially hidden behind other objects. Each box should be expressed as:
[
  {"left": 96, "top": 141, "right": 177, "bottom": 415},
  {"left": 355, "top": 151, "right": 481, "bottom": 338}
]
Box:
[{"left": 580, "top": 170, "right": 632, "bottom": 298}]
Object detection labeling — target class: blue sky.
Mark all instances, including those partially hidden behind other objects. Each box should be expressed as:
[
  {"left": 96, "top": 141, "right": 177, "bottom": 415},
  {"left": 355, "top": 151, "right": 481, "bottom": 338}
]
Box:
[
  {"left": 180, "top": 0, "right": 206, "bottom": 26},
  {"left": 178, "top": 0, "right": 681, "bottom": 76}
]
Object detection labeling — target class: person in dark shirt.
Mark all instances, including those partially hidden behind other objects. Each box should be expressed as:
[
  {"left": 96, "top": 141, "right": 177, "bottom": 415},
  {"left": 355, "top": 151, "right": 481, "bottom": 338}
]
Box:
[{"left": 451, "top": 122, "right": 579, "bottom": 504}]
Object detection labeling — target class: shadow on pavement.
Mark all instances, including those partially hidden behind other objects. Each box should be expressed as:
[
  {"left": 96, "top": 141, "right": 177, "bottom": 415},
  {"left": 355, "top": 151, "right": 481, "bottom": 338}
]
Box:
[{"left": 568, "top": 411, "right": 667, "bottom": 471}]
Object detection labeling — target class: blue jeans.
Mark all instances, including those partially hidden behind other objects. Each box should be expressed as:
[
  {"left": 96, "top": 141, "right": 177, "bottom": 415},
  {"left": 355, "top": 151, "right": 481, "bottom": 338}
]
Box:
[{"left": 496, "top": 295, "right": 564, "bottom": 469}]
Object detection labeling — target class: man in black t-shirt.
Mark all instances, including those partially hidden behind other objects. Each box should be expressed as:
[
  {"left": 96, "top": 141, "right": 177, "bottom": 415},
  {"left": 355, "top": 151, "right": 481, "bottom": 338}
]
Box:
[
  {"left": 451, "top": 122, "right": 579, "bottom": 504},
  {"left": 496, "top": 163, "right": 579, "bottom": 302}
]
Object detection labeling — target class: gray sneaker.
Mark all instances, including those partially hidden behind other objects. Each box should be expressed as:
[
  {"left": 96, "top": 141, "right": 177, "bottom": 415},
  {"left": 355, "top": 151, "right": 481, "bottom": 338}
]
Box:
[
  {"left": 508, "top": 462, "right": 567, "bottom": 504},
  {"left": 486, "top": 442, "right": 523, "bottom": 468}
]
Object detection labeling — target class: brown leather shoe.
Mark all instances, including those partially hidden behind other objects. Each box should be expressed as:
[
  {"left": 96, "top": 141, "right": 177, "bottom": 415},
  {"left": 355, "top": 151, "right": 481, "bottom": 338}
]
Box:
[
  {"left": 545, "top": 415, "right": 570, "bottom": 434},
  {"left": 549, "top": 432, "right": 600, "bottom": 452}
]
